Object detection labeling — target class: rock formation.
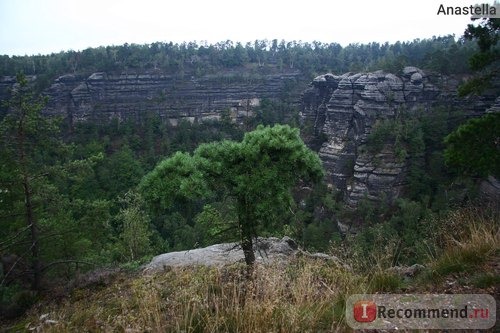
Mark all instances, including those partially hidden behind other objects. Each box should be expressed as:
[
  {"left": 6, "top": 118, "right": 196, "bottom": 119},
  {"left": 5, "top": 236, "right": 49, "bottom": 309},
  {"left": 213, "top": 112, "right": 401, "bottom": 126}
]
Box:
[
  {"left": 144, "top": 237, "right": 341, "bottom": 272},
  {"left": 2, "top": 67, "right": 496, "bottom": 209},
  {"left": 301, "top": 67, "right": 496, "bottom": 207},
  {"left": 37, "top": 71, "right": 302, "bottom": 125}
]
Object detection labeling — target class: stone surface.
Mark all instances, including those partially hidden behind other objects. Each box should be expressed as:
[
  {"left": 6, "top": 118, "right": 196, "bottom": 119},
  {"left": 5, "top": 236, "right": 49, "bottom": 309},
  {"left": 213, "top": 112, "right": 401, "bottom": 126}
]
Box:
[
  {"left": 479, "top": 176, "right": 500, "bottom": 204},
  {"left": 36, "top": 71, "right": 303, "bottom": 125},
  {"left": 301, "top": 67, "right": 497, "bottom": 208},
  {"left": 2, "top": 68, "right": 497, "bottom": 210},
  {"left": 144, "top": 236, "right": 341, "bottom": 272},
  {"left": 387, "top": 264, "right": 425, "bottom": 278}
]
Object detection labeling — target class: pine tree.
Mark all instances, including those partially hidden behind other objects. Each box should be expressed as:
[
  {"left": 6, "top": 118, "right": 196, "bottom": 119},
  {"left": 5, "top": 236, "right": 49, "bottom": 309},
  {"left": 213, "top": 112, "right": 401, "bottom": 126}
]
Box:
[{"left": 140, "top": 125, "right": 324, "bottom": 269}]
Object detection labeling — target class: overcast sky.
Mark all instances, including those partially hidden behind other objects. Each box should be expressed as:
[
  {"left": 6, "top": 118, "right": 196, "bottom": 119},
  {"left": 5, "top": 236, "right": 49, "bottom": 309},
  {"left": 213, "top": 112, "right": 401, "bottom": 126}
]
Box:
[{"left": 0, "top": 0, "right": 485, "bottom": 56}]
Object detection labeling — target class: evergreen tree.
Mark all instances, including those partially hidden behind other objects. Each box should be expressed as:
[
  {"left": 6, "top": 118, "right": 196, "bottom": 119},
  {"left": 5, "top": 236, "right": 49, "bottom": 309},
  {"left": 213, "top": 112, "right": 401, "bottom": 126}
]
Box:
[
  {"left": 0, "top": 75, "right": 107, "bottom": 291},
  {"left": 459, "top": 17, "right": 499, "bottom": 96},
  {"left": 140, "top": 125, "right": 324, "bottom": 268},
  {"left": 444, "top": 112, "right": 500, "bottom": 179},
  {"left": 0, "top": 74, "right": 54, "bottom": 290}
]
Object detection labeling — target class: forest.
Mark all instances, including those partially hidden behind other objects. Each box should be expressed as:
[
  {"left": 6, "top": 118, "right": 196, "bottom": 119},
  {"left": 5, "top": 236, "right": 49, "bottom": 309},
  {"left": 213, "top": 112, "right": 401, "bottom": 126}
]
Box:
[
  {"left": 0, "top": 16, "right": 498, "bottom": 330},
  {"left": 0, "top": 35, "right": 478, "bottom": 92}
]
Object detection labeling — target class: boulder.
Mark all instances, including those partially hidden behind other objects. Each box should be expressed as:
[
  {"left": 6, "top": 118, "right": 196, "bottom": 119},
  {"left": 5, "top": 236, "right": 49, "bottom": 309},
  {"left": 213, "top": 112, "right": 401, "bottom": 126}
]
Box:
[
  {"left": 144, "top": 237, "right": 342, "bottom": 272},
  {"left": 387, "top": 264, "right": 425, "bottom": 278}
]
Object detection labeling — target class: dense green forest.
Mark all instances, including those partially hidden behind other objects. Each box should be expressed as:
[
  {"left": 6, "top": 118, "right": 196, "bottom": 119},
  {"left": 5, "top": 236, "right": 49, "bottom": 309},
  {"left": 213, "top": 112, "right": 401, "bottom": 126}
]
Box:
[
  {"left": 1, "top": 35, "right": 477, "bottom": 91},
  {"left": 0, "top": 17, "right": 498, "bottom": 322}
]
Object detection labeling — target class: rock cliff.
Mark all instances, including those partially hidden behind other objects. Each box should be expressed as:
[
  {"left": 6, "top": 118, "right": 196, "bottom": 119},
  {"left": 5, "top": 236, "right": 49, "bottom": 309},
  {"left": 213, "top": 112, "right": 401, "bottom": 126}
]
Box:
[
  {"left": 1, "top": 67, "right": 496, "bottom": 208},
  {"left": 38, "top": 71, "right": 303, "bottom": 125},
  {"left": 301, "top": 67, "right": 496, "bottom": 207}
]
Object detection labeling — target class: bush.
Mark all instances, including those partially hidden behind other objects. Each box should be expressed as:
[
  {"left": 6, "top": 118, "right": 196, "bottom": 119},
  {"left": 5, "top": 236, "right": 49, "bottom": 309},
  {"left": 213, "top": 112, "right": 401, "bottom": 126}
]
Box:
[{"left": 0, "top": 285, "right": 38, "bottom": 319}]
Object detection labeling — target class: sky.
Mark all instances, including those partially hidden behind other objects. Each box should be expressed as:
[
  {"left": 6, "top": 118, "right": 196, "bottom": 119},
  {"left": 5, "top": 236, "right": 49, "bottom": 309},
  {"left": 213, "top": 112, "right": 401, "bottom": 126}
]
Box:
[{"left": 0, "top": 0, "right": 487, "bottom": 56}]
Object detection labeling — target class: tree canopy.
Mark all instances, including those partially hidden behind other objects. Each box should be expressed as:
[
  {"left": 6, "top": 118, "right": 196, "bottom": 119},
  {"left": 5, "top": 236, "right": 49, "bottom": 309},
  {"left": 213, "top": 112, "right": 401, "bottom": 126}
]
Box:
[
  {"left": 459, "top": 17, "right": 499, "bottom": 96},
  {"left": 140, "top": 124, "right": 324, "bottom": 266},
  {"left": 0, "top": 35, "right": 477, "bottom": 94},
  {"left": 0, "top": 75, "right": 111, "bottom": 294},
  {"left": 445, "top": 16, "right": 499, "bottom": 179},
  {"left": 444, "top": 112, "right": 500, "bottom": 179}
]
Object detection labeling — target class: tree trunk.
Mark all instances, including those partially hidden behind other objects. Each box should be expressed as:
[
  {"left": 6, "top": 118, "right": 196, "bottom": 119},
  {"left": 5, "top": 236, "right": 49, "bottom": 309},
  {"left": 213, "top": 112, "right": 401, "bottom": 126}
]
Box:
[
  {"left": 23, "top": 177, "right": 41, "bottom": 291},
  {"left": 241, "top": 231, "right": 255, "bottom": 267},
  {"left": 241, "top": 221, "right": 255, "bottom": 284},
  {"left": 239, "top": 198, "right": 256, "bottom": 276},
  {"left": 17, "top": 100, "right": 41, "bottom": 291}
]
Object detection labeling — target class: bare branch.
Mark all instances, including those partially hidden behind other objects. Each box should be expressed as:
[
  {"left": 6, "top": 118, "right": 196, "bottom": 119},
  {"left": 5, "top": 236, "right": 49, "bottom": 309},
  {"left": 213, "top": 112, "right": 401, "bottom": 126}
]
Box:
[{"left": 0, "top": 224, "right": 31, "bottom": 246}]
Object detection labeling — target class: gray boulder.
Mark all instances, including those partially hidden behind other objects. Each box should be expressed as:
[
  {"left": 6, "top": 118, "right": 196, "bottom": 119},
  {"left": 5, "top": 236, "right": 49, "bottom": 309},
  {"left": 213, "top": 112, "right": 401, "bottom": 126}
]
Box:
[
  {"left": 387, "top": 264, "right": 425, "bottom": 278},
  {"left": 144, "top": 237, "right": 341, "bottom": 272}
]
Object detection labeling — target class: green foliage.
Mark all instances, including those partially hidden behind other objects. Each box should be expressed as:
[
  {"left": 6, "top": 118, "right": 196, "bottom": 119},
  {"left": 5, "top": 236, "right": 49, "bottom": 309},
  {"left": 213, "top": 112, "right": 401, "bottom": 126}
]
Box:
[
  {"left": 0, "top": 75, "right": 127, "bottom": 296},
  {"left": 0, "top": 74, "right": 70, "bottom": 290},
  {"left": 365, "top": 113, "right": 424, "bottom": 163},
  {"left": 471, "top": 273, "right": 500, "bottom": 288},
  {"left": 368, "top": 271, "right": 402, "bottom": 292},
  {"left": 116, "top": 191, "right": 152, "bottom": 261},
  {"left": 457, "top": 75, "right": 493, "bottom": 96},
  {"left": 140, "top": 151, "right": 211, "bottom": 212},
  {"left": 444, "top": 112, "right": 500, "bottom": 178},
  {"left": 0, "top": 19, "right": 494, "bottom": 315},
  {"left": 361, "top": 106, "right": 471, "bottom": 209},
  {"left": 339, "top": 198, "right": 434, "bottom": 268},
  {"left": 194, "top": 203, "right": 236, "bottom": 246},
  {"left": 0, "top": 284, "right": 37, "bottom": 319},
  {"left": 0, "top": 36, "right": 476, "bottom": 84},
  {"left": 96, "top": 146, "right": 144, "bottom": 199},
  {"left": 302, "top": 221, "right": 341, "bottom": 252},
  {"left": 140, "top": 124, "right": 324, "bottom": 265},
  {"left": 340, "top": 105, "right": 496, "bottom": 270},
  {"left": 252, "top": 98, "right": 299, "bottom": 127},
  {"left": 463, "top": 17, "right": 499, "bottom": 65},
  {"left": 459, "top": 17, "right": 499, "bottom": 96},
  {"left": 366, "top": 119, "right": 396, "bottom": 153}
]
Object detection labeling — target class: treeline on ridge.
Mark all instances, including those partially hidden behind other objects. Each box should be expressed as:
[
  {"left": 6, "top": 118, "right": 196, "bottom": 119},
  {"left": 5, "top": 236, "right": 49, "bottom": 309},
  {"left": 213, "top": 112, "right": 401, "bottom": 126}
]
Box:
[{"left": 0, "top": 35, "right": 477, "bottom": 89}]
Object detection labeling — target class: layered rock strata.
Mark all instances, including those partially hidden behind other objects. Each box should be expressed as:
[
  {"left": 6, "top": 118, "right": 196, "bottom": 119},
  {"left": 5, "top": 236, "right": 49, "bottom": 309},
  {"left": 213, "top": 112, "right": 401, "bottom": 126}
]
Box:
[
  {"left": 40, "top": 71, "right": 302, "bottom": 125},
  {"left": 301, "top": 67, "right": 495, "bottom": 206}
]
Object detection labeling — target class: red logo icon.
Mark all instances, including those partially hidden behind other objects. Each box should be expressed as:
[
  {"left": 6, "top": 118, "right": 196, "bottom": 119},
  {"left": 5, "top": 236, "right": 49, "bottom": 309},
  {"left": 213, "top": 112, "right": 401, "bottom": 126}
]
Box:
[{"left": 354, "top": 300, "right": 377, "bottom": 322}]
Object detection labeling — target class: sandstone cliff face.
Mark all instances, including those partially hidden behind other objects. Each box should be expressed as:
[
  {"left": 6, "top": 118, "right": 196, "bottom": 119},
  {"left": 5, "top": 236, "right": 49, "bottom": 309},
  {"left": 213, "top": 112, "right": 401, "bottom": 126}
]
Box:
[
  {"left": 0, "top": 76, "right": 18, "bottom": 113},
  {"left": 40, "top": 71, "right": 303, "bottom": 125},
  {"left": 1, "top": 68, "right": 496, "bottom": 209},
  {"left": 301, "top": 67, "right": 495, "bottom": 207}
]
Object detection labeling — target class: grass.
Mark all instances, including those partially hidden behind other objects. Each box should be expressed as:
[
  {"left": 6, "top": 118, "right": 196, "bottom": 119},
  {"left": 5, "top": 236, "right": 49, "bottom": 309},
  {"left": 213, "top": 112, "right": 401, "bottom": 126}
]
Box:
[
  {"left": 367, "top": 271, "right": 403, "bottom": 292},
  {"left": 420, "top": 207, "right": 499, "bottom": 284},
  {"left": 471, "top": 273, "right": 500, "bottom": 288},
  {"left": 4, "top": 206, "right": 498, "bottom": 332},
  {"left": 18, "top": 260, "right": 364, "bottom": 332}
]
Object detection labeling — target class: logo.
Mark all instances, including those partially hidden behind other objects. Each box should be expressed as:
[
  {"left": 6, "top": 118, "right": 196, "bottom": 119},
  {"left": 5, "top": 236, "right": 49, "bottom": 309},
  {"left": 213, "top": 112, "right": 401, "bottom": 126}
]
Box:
[
  {"left": 346, "top": 294, "right": 496, "bottom": 330},
  {"left": 353, "top": 300, "right": 377, "bottom": 322}
]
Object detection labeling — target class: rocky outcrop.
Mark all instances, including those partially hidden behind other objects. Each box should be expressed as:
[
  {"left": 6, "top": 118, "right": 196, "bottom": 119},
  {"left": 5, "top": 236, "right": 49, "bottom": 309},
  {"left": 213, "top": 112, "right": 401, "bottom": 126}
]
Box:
[
  {"left": 144, "top": 237, "right": 341, "bottom": 272},
  {"left": 301, "top": 67, "right": 496, "bottom": 207},
  {"left": 387, "top": 264, "right": 425, "bottom": 279},
  {"left": 0, "top": 76, "right": 19, "bottom": 116},
  {"left": 39, "top": 71, "right": 302, "bottom": 125},
  {"left": 2, "top": 67, "right": 496, "bottom": 209},
  {"left": 479, "top": 176, "right": 500, "bottom": 204}
]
